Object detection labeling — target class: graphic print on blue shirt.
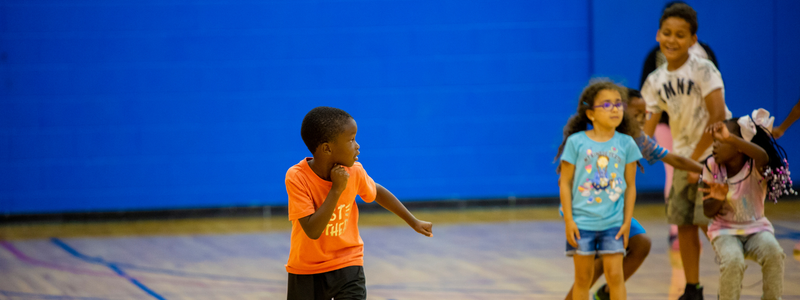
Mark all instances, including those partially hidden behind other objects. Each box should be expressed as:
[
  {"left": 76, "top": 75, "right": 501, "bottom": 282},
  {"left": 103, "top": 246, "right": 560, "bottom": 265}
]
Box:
[
  {"left": 561, "top": 132, "right": 643, "bottom": 231},
  {"left": 582, "top": 148, "right": 624, "bottom": 202}
]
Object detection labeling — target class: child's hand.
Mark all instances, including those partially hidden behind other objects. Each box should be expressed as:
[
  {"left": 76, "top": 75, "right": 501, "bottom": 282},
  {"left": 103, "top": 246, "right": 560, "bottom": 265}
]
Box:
[
  {"left": 565, "top": 220, "right": 580, "bottom": 247},
  {"left": 706, "top": 121, "right": 731, "bottom": 141},
  {"left": 718, "top": 200, "right": 734, "bottom": 215},
  {"left": 615, "top": 222, "right": 631, "bottom": 249},
  {"left": 330, "top": 165, "right": 349, "bottom": 192},
  {"left": 699, "top": 179, "right": 729, "bottom": 201},
  {"left": 687, "top": 171, "right": 700, "bottom": 184},
  {"left": 411, "top": 219, "right": 433, "bottom": 237}
]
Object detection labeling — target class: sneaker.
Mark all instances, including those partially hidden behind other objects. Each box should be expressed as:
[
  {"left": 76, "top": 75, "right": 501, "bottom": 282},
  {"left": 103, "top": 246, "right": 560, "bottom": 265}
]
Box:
[
  {"left": 593, "top": 284, "right": 610, "bottom": 300},
  {"left": 678, "top": 284, "right": 704, "bottom": 300}
]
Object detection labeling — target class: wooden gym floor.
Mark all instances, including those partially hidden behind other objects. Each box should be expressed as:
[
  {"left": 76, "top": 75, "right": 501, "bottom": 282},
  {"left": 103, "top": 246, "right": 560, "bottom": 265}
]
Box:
[{"left": 1, "top": 201, "right": 799, "bottom": 300}]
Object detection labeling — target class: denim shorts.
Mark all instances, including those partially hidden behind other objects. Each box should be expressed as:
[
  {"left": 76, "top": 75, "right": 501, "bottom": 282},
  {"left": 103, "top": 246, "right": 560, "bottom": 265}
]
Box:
[{"left": 566, "top": 226, "right": 626, "bottom": 256}]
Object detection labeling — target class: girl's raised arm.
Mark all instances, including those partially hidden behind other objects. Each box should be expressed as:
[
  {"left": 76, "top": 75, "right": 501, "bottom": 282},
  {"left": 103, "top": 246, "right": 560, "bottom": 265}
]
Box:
[{"left": 708, "top": 122, "right": 769, "bottom": 169}]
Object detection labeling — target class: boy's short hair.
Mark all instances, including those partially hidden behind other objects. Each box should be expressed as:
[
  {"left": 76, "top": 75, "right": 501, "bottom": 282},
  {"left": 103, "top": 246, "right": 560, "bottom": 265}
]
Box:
[
  {"left": 627, "top": 88, "right": 642, "bottom": 100},
  {"left": 301, "top": 107, "right": 353, "bottom": 153},
  {"left": 660, "top": 3, "right": 698, "bottom": 35},
  {"left": 663, "top": 1, "right": 686, "bottom": 12}
]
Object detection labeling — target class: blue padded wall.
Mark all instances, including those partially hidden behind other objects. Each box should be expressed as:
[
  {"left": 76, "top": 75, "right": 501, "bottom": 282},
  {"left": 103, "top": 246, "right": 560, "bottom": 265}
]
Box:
[
  {"left": 4, "top": 0, "right": 796, "bottom": 214},
  {"left": 1, "top": 0, "right": 590, "bottom": 213}
]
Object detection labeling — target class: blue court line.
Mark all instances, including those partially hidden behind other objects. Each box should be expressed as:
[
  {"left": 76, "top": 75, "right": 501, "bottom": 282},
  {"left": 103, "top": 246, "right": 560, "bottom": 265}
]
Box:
[
  {"left": 107, "top": 263, "right": 280, "bottom": 284},
  {"left": 773, "top": 224, "right": 800, "bottom": 239},
  {"left": 0, "top": 290, "right": 113, "bottom": 300},
  {"left": 47, "top": 238, "right": 280, "bottom": 284},
  {"left": 50, "top": 238, "right": 166, "bottom": 300}
]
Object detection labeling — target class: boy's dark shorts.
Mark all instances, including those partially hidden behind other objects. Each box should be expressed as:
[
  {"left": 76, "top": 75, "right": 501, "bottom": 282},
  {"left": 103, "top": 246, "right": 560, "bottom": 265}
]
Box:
[{"left": 287, "top": 266, "right": 366, "bottom": 300}]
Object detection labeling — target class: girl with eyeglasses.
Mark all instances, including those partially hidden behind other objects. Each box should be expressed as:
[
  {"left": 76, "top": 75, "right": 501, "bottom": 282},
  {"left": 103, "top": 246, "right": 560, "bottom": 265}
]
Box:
[{"left": 554, "top": 79, "right": 642, "bottom": 300}]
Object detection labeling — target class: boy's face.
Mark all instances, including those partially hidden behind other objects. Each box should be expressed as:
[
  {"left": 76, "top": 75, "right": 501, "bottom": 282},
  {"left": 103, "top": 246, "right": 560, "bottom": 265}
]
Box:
[
  {"left": 329, "top": 118, "right": 360, "bottom": 167},
  {"left": 656, "top": 17, "right": 697, "bottom": 64},
  {"left": 626, "top": 96, "right": 647, "bottom": 130}
]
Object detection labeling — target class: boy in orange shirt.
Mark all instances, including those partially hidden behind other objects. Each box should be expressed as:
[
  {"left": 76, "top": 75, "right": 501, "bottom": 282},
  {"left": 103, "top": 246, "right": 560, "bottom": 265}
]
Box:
[{"left": 285, "top": 106, "right": 433, "bottom": 300}]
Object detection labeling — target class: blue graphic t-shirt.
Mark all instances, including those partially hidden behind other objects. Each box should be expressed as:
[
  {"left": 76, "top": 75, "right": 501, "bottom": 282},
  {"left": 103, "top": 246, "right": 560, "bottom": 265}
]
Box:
[{"left": 560, "top": 131, "right": 643, "bottom": 231}]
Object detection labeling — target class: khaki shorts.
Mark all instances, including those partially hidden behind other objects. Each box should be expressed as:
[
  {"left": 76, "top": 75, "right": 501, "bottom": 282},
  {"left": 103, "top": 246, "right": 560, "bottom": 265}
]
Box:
[{"left": 667, "top": 169, "right": 710, "bottom": 226}]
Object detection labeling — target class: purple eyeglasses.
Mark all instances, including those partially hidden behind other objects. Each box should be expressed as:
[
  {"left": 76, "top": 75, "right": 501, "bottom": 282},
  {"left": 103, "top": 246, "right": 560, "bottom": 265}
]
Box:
[{"left": 593, "top": 102, "right": 626, "bottom": 111}]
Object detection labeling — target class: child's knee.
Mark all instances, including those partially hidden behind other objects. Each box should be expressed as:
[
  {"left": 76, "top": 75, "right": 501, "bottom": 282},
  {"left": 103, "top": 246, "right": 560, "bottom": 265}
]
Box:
[
  {"left": 575, "top": 269, "right": 594, "bottom": 285},
  {"left": 601, "top": 256, "right": 625, "bottom": 284},
  {"left": 573, "top": 255, "right": 597, "bottom": 286},
  {"left": 720, "top": 254, "right": 746, "bottom": 272},
  {"left": 605, "top": 267, "right": 624, "bottom": 285},
  {"left": 628, "top": 234, "right": 652, "bottom": 258},
  {"left": 759, "top": 244, "right": 785, "bottom": 265},
  {"left": 751, "top": 234, "right": 786, "bottom": 265}
]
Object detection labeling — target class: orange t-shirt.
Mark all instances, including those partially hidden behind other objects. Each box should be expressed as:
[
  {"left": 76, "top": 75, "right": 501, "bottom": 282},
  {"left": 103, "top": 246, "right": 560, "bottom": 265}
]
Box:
[{"left": 284, "top": 158, "right": 377, "bottom": 275}]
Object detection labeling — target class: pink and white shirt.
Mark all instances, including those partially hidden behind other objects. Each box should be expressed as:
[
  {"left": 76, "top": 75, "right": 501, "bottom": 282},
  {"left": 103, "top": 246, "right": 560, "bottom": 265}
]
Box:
[{"left": 703, "top": 157, "right": 773, "bottom": 241}]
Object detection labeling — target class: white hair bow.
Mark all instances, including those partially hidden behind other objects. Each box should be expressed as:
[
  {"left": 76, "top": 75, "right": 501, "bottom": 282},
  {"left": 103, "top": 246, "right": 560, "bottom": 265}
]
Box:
[{"left": 737, "top": 108, "right": 774, "bottom": 142}]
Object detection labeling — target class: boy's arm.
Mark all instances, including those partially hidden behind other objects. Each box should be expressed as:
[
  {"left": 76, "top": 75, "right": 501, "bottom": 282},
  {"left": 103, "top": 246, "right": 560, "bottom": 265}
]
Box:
[
  {"left": 297, "top": 165, "right": 349, "bottom": 240},
  {"left": 690, "top": 89, "right": 727, "bottom": 162},
  {"left": 661, "top": 153, "right": 703, "bottom": 173},
  {"left": 641, "top": 80, "right": 663, "bottom": 137},
  {"left": 559, "top": 161, "right": 580, "bottom": 247},
  {"left": 773, "top": 97, "right": 800, "bottom": 139},
  {"left": 643, "top": 111, "right": 662, "bottom": 137},
  {"left": 616, "top": 161, "right": 637, "bottom": 248},
  {"left": 374, "top": 183, "right": 433, "bottom": 237}
]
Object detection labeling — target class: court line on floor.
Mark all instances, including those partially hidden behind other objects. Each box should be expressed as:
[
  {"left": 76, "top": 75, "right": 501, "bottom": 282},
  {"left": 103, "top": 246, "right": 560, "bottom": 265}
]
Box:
[
  {"left": 773, "top": 224, "right": 800, "bottom": 239},
  {"left": 0, "top": 290, "right": 114, "bottom": 300},
  {"left": 50, "top": 238, "right": 166, "bottom": 300},
  {"left": 0, "top": 242, "right": 285, "bottom": 296},
  {"left": 0, "top": 240, "right": 119, "bottom": 277},
  {"left": 1, "top": 239, "right": 285, "bottom": 295},
  {"left": 46, "top": 238, "right": 281, "bottom": 284}
]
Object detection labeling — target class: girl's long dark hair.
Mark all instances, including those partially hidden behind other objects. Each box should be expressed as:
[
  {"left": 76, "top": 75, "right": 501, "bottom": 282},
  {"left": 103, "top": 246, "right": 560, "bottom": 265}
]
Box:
[
  {"left": 554, "top": 79, "right": 639, "bottom": 172},
  {"left": 705, "top": 117, "right": 794, "bottom": 202}
]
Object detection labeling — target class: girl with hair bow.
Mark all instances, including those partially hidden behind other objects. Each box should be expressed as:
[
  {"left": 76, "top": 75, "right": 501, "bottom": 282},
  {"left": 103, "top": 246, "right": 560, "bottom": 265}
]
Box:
[{"left": 699, "top": 109, "right": 795, "bottom": 300}]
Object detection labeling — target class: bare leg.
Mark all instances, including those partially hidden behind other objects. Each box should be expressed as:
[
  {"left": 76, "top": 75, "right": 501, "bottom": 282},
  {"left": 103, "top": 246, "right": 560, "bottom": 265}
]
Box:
[
  {"left": 668, "top": 257, "right": 687, "bottom": 300},
  {"left": 602, "top": 253, "right": 626, "bottom": 300},
  {"left": 621, "top": 235, "right": 651, "bottom": 281},
  {"left": 572, "top": 255, "right": 596, "bottom": 300},
  {"left": 699, "top": 224, "right": 708, "bottom": 239},
  {"left": 564, "top": 234, "right": 652, "bottom": 299},
  {"left": 678, "top": 225, "right": 701, "bottom": 284},
  {"left": 565, "top": 256, "right": 604, "bottom": 300}
]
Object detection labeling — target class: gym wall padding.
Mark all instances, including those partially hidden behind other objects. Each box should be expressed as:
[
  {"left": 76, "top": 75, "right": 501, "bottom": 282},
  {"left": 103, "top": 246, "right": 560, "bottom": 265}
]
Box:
[{"left": 2, "top": 0, "right": 797, "bottom": 214}]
